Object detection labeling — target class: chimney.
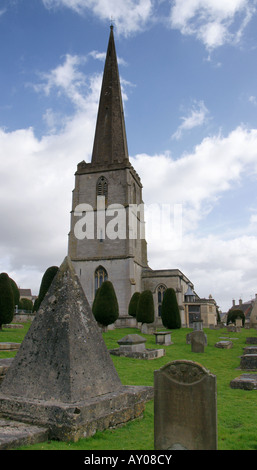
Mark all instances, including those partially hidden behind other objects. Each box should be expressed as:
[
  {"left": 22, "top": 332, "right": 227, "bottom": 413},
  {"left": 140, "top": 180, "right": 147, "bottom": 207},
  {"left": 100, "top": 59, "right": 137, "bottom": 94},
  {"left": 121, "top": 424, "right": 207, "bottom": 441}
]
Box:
[
  {"left": 239, "top": 299, "right": 243, "bottom": 306},
  {"left": 232, "top": 299, "right": 235, "bottom": 307}
]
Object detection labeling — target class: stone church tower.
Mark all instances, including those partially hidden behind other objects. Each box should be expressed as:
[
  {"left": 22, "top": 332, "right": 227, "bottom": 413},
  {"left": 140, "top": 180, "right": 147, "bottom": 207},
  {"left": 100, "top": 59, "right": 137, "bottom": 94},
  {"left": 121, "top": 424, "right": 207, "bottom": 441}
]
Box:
[
  {"left": 68, "top": 26, "right": 148, "bottom": 318},
  {"left": 68, "top": 27, "right": 218, "bottom": 327}
]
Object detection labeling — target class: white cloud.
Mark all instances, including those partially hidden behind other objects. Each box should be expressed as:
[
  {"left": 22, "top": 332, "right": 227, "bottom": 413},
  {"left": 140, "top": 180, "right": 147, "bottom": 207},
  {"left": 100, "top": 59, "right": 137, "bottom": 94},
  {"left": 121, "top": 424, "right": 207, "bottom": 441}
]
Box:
[
  {"left": 131, "top": 126, "right": 257, "bottom": 309},
  {"left": 249, "top": 95, "right": 257, "bottom": 106},
  {"left": 170, "top": 0, "right": 257, "bottom": 49},
  {"left": 33, "top": 54, "right": 88, "bottom": 110},
  {"left": 0, "top": 63, "right": 102, "bottom": 293},
  {"left": 89, "top": 50, "right": 128, "bottom": 66},
  {"left": 172, "top": 100, "right": 209, "bottom": 140},
  {"left": 89, "top": 50, "right": 106, "bottom": 62},
  {"left": 41, "top": 0, "right": 257, "bottom": 48},
  {"left": 42, "top": 0, "right": 154, "bottom": 35},
  {"left": 133, "top": 126, "right": 257, "bottom": 222},
  {"left": 249, "top": 212, "right": 257, "bottom": 227}
]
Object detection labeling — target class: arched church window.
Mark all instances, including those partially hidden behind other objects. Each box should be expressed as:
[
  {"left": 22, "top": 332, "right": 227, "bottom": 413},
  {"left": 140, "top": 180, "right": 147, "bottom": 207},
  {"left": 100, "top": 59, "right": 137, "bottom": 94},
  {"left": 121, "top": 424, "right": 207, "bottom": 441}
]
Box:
[
  {"left": 94, "top": 266, "right": 108, "bottom": 294},
  {"left": 157, "top": 284, "right": 167, "bottom": 317},
  {"left": 97, "top": 176, "right": 108, "bottom": 203}
]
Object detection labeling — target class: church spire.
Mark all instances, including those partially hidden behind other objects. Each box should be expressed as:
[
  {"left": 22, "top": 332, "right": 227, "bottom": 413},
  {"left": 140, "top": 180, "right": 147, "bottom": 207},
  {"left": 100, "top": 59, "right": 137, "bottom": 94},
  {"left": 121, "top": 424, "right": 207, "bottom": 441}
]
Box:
[{"left": 91, "top": 26, "right": 129, "bottom": 166}]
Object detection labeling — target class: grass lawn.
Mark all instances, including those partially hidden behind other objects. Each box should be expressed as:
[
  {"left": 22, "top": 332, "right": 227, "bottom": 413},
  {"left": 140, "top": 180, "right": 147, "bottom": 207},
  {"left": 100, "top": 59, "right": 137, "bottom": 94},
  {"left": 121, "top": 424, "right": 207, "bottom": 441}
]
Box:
[{"left": 0, "top": 323, "right": 257, "bottom": 450}]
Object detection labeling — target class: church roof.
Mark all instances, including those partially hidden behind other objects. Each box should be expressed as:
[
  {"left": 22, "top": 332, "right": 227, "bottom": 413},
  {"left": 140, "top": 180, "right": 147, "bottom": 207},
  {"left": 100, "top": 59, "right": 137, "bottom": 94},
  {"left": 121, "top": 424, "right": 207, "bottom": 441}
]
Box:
[{"left": 91, "top": 26, "right": 129, "bottom": 166}]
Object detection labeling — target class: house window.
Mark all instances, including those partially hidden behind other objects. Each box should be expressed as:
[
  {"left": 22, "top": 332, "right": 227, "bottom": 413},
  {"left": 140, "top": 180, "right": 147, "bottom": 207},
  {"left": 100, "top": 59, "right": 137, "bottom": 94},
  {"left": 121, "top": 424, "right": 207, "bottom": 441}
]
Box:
[
  {"left": 97, "top": 176, "right": 108, "bottom": 203},
  {"left": 94, "top": 266, "right": 108, "bottom": 293},
  {"left": 157, "top": 284, "right": 167, "bottom": 317}
]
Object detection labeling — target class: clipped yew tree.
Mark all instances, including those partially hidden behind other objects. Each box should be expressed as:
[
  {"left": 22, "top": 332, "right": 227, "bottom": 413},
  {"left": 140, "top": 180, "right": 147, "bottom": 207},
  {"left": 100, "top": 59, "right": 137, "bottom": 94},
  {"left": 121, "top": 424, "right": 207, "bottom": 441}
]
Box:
[
  {"left": 19, "top": 298, "right": 33, "bottom": 312},
  {"left": 128, "top": 292, "right": 140, "bottom": 318},
  {"left": 93, "top": 280, "right": 119, "bottom": 327},
  {"left": 136, "top": 290, "right": 154, "bottom": 324},
  {"left": 161, "top": 287, "right": 181, "bottom": 329},
  {"left": 9, "top": 278, "right": 20, "bottom": 308},
  {"left": 33, "top": 265, "right": 59, "bottom": 311},
  {"left": 227, "top": 308, "right": 245, "bottom": 326},
  {"left": 0, "top": 273, "right": 15, "bottom": 329},
  {"left": 92, "top": 287, "right": 100, "bottom": 316}
]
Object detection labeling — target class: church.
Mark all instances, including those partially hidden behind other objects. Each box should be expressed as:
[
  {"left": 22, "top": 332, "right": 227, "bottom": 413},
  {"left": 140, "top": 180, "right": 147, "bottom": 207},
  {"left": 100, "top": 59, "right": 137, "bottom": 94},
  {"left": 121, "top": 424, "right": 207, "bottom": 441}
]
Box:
[{"left": 68, "top": 26, "right": 217, "bottom": 328}]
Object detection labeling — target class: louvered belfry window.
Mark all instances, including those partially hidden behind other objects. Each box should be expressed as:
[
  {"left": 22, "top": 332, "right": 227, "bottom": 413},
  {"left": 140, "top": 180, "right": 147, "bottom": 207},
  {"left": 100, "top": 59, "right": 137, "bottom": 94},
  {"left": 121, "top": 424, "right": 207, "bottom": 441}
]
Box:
[{"left": 97, "top": 176, "right": 108, "bottom": 201}]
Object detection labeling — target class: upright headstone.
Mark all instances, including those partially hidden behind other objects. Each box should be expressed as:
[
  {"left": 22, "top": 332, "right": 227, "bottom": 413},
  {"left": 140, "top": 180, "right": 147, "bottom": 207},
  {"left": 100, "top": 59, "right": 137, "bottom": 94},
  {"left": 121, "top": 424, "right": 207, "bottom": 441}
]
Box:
[
  {"left": 235, "top": 318, "right": 242, "bottom": 328},
  {"left": 154, "top": 360, "right": 217, "bottom": 450},
  {"left": 193, "top": 319, "right": 203, "bottom": 331},
  {"left": 186, "top": 326, "right": 207, "bottom": 346},
  {"left": 0, "top": 257, "right": 153, "bottom": 441},
  {"left": 191, "top": 330, "right": 206, "bottom": 352}
]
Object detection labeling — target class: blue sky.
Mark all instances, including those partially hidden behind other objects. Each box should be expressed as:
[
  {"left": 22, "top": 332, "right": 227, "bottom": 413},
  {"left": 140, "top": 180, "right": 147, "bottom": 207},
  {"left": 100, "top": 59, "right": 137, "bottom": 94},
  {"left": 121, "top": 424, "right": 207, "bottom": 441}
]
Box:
[{"left": 1, "top": 0, "right": 257, "bottom": 312}]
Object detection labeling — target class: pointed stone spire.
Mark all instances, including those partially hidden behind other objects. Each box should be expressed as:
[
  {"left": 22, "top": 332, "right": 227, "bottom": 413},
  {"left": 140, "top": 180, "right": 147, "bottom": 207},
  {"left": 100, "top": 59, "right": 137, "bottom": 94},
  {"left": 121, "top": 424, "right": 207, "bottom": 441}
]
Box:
[{"left": 91, "top": 26, "right": 129, "bottom": 166}]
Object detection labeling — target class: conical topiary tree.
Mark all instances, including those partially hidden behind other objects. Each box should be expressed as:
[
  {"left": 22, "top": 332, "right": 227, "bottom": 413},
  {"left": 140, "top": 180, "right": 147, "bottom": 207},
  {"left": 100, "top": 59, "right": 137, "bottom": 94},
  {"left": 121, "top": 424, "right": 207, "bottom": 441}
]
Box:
[
  {"left": 92, "top": 287, "right": 100, "bottom": 316},
  {"left": 136, "top": 290, "right": 154, "bottom": 324},
  {"left": 93, "top": 280, "right": 119, "bottom": 327},
  {"left": 128, "top": 292, "right": 140, "bottom": 318},
  {"left": 33, "top": 265, "right": 59, "bottom": 312},
  {"left": 9, "top": 278, "right": 20, "bottom": 308},
  {"left": 0, "top": 273, "right": 15, "bottom": 329},
  {"left": 161, "top": 287, "right": 181, "bottom": 329}
]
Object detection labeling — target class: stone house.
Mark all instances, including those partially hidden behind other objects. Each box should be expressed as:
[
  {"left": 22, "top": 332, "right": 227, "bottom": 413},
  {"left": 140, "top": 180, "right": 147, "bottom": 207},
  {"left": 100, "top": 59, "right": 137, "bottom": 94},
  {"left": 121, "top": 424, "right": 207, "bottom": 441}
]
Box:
[
  {"left": 227, "top": 296, "right": 257, "bottom": 327},
  {"left": 68, "top": 26, "right": 217, "bottom": 328}
]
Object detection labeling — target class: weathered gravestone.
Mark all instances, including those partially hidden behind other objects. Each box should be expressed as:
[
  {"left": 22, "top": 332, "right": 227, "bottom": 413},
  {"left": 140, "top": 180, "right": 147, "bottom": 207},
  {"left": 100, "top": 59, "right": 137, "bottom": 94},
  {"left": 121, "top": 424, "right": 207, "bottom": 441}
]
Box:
[
  {"left": 243, "top": 346, "right": 257, "bottom": 355},
  {"left": 0, "top": 418, "right": 48, "bottom": 450},
  {"left": 239, "top": 354, "right": 257, "bottom": 370},
  {"left": 193, "top": 319, "right": 203, "bottom": 331},
  {"left": 226, "top": 325, "right": 237, "bottom": 332},
  {"left": 140, "top": 322, "right": 156, "bottom": 335},
  {"left": 186, "top": 323, "right": 207, "bottom": 347},
  {"left": 246, "top": 337, "right": 257, "bottom": 344},
  {"left": 154, "top": 360, "right": 217, "bottom": 450},
  {"left": 110, "top": 334, "right": 165, "bottom": 359},
  {"left": 230, "top": 374, "right": 257, "bottom": 390},
  {"left": 0, "top": 257, "right": 153, "bottom": 441},
  {"left": 215, "top": 341, "right": 233, "bottom": 349},
  {"left": 154, "top": 331, "right": 173, "bottom": 346},
  {"left": 235, "top": 318, "right": 242, "bottom": 328},
  {"left": 0, "top": 343, "right": 20, "bottom": 351},
  {"left": 191, "top": 330, "right": 206, "bottom": 353}
]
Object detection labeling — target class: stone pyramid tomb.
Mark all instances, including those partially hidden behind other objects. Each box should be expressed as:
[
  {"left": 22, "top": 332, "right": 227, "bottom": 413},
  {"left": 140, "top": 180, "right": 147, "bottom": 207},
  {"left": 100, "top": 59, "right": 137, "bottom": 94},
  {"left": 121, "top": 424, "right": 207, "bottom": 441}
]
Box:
[{"left": 0, "top": 257, "right": 153, "bottom": 441}]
